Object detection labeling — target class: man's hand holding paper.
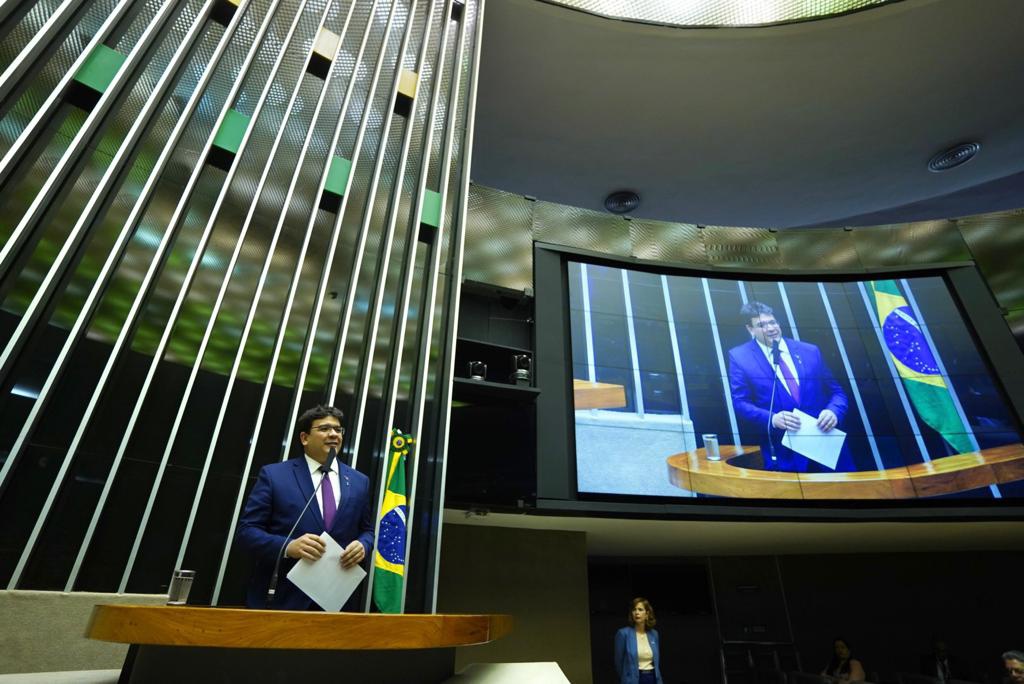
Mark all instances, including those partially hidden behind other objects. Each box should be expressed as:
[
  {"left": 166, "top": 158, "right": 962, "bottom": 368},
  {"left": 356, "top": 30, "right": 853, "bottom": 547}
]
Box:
[{"left": 781, "top": 408, "right": 847, "bottom": 470}]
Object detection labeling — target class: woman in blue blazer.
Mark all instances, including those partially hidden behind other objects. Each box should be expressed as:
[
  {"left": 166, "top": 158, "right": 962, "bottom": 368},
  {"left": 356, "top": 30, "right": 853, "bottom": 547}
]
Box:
[{"left": 614, "top": 597, "right": 664, "bottom": 684}]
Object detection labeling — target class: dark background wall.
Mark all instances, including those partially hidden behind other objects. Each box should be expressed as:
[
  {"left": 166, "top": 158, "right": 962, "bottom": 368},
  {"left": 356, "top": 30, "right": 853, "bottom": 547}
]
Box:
[
  {"left": 442, "top": 522, "right": 1024, "bottom": 684},
  {"left": 780, "top": 550, "right": 1022, "bottom": 684},
  {"left": 591, "top": 549, "right": 1023, "bottom": 684}
]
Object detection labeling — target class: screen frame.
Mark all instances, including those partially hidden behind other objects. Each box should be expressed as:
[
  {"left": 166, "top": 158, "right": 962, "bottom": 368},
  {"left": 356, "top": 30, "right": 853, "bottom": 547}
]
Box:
[{"left": 533, "top": 241, "right": 1024, "bottom": 521}]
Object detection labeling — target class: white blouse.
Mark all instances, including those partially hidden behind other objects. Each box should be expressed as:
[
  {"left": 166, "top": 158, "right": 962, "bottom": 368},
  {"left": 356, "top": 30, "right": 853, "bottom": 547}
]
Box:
[{"left": 637, "top": 632, "right": 654, "bottom": 671}]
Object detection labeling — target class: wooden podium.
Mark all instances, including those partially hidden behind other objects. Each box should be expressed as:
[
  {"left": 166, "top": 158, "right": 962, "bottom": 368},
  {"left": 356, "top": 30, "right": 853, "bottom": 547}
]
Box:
[
  {"left": 87, "top": 604, "right": 512, "bottom": 683},
  {"left": 666, "top": 443, "right": 1024, "bottom": 498}
]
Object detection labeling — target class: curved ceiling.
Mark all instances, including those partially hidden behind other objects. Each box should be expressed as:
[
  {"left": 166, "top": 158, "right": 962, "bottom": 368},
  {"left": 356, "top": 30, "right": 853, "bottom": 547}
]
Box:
[
  {"left": 472, "top": 0, "right": 1024, "bottom": 228},
  {"left": 540, "top": 0, "right": 892, "bottom": 28}
]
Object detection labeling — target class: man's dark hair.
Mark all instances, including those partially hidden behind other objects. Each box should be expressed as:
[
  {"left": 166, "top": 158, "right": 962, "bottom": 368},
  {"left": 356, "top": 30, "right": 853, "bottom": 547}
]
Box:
[
  {"left": 296, "top": 405, "right": 344, "bottom": 436},
  {"left": 1005, "top": 651, "right": 1024, "bottom": 663},
  {"left": 740, "top": 300, "right": 774, "bottom": 325}
]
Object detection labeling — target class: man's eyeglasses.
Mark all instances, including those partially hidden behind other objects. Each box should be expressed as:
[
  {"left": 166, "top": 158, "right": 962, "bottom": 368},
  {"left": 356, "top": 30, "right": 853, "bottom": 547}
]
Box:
[
  {"left": 312, "top": 425, "right": 344, "bottom": 435},
  {"left": 752, "top": 319, "right": 779, "bottom": 329}
]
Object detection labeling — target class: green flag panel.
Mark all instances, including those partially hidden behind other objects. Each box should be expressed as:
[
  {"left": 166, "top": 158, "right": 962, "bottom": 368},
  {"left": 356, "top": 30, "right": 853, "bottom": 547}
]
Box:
[
  {"left": 73, "top": 45, "right": 127, "bottom": 94},
  {"left": 324, "top": 155, "right": 352, "bottom": 197},
  {"left": 212, "top": 109, "right": 251, "bottom": 155},
  {"left": 420, "top": 189, "right": 442, "bottom": 229}
]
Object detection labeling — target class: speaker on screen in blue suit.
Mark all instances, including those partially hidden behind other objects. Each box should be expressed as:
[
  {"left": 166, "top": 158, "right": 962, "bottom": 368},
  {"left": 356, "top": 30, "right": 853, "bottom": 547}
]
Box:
[{"left": 727, "top": 301, "right": 852, "bottom": 473}]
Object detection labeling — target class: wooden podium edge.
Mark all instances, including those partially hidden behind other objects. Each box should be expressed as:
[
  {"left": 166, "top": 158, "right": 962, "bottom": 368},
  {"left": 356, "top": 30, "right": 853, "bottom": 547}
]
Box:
[
  {"left": 86, "top": 604, "right": 513, "bottom": 650},
  {"left": 666, "top": 443, "right": 1024, "bottom": 499}
]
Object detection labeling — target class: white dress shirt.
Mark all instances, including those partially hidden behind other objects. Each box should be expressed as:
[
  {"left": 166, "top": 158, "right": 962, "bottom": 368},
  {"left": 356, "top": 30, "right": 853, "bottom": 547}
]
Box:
[{"left": 755, "top": 337, "right": 800, "bottom": 395}]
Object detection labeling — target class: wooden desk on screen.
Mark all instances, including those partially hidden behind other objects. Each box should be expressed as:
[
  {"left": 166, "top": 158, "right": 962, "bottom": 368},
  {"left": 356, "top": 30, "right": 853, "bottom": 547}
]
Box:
[
  {"left": 666, "top": 443, "right": 1024, "bottom": 499},
  {"left": 573, "top": 379, "right": 626, "bottom": 409},
  {"left": 87, "top": 604, "right": 512, "bottom": 684}
]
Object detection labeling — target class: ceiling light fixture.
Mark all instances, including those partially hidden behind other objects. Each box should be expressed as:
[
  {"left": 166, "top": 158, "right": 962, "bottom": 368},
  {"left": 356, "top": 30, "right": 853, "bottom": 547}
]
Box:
[
  {"left": 604, "top": 190, "right": 640, "bottom": 214},
  {"left": 928, "top": 142, "right": 981, "bottom": 172}
]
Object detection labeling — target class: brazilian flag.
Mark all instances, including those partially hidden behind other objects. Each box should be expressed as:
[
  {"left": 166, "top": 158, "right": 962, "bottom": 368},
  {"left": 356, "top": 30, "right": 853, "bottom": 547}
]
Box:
[
  {"left": 868, "top": 280, "right": 972, "bottom": 454},
  {"left": 373, "top": 429, "right": 412, "bottom": 613}
]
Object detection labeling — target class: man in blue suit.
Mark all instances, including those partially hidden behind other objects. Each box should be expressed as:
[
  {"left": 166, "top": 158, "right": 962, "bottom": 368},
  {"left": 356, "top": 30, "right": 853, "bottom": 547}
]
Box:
[
  {"left": 727, "top": 301, "right": 850, "bottom": 472},
  {"left": 237, "top": 405, "right": 374, "bottom": 609}
]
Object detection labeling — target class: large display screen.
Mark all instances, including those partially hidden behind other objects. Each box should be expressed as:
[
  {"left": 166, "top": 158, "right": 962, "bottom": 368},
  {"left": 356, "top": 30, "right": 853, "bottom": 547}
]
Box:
[{"left": 567, "top": 261, "right": 1024, "bottom": 500}]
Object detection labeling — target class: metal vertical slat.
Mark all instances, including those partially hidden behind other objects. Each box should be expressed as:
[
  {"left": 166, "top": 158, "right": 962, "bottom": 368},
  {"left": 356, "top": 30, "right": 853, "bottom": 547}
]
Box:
[
  {"left": 334, "top": 0, "right": 422, "bottom": 476},
  {"left": 324, "top": 0, "right": 414, "bottom": 409},
  {"left": 816, "top": 282, "right": 884, "bottom": 473},
  {"left": 581, "top": 263, "right": 596, "bottom": 382},
  {"left": 64, "top": 0, "right": 320, "bottom": 591},
  {"left": 112, "top": 0, "right": 331, "bottom": 589},
  {"left": 0, "top": 0, "right": 136, "bottom": 186},
  {"left": 362, "top": 0, "right": 447, "bottom": 612},
  {"left": 0, "top": 0, "right": 178, "bottom": 275},
  {"left": 2, "top": 0, "right": 213, "bottom": 377},
  {"left": 272, "top": 0, "right": 384, "bottom": 460},
  {"left": 701, "top": 277, "right": 742, "bottom": 447},
  {"left": 176, "top": 0, "right": 364, "bottom": 581},
  {"left": 136, "top": 0, "right": 354, "bottom": 595},
  {"left": 778, "top": 282, "right": 800, "bottom": 340},
  {"left": 4, "top": 0, "right": 243, "bottom": 589},
  {"left": 660, "top": 274, "right": 691, "bottom": 421},
  {"left": 0, "top": 0, "right": 87, "bottom": 103},
  {"left": 402, "top": 0, "right": 468, "bottom": 612},
  {"left": 621, "top": 269, "right": 645, "bottom": 416},
  {"left": 899, "top": 279, "right": 981, "bottom": 452},
  {"left": 427, "top": 0, "right": 485, "bottom": 614},
  {"left": 203, "top": 1, "right": 377, "bottom": 605},
  {"left": 0, "top": 0, "right": 31, "bottom": 27},
  {"left": 0, "top": 0, "right": 219, "bottom": 492},
  {"left": 899, "top": 279, "right": 999, "bottom": 497},
  {"left": 381, "top": 0, "right": 456, "bottom": 613}
]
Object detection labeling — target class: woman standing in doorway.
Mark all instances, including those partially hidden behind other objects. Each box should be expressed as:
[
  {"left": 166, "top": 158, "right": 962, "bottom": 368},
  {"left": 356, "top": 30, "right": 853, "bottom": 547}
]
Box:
[{"left": 614, "top": 597, "right": 664, "bottom": 684}]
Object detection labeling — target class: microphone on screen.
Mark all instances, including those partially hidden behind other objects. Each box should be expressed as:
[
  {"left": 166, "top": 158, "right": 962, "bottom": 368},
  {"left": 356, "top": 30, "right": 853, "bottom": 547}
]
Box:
[{"left": 766, "top": 340, "right": 781, "bottom": 464}]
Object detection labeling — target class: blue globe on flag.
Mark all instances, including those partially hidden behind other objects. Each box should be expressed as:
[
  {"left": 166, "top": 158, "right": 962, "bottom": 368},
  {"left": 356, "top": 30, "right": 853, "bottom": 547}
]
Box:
[
  {"left": 882, "top": 305, "right": 939, "bottom": 375},
  {"left": 378, "top": 504, "right": 407, "bottom": 565}
]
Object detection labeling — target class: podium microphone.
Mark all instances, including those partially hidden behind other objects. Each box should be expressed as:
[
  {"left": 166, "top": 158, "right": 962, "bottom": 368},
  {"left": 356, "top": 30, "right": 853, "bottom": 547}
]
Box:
[
  {"left": 266, "top": 446, "right": 337, "bottom": 606},
  {"left": 766, "top": 340, "right": 781, "bottom": 464}
]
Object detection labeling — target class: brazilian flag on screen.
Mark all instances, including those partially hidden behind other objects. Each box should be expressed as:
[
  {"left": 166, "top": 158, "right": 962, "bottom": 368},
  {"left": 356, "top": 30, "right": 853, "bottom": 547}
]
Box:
[
  {"left": 868, "top": 280, "right": 972, "bottom": 454},
  {"left": 373, "top": 429, "right": 412, "bottom": 613}
]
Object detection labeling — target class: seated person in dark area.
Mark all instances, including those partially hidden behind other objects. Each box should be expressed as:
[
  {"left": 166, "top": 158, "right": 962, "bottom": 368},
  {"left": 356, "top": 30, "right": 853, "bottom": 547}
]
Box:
[
  {"left": 1004, "top": 651, "right": 1024, "bottom": 684},
  {"left": 728, "top": 301, "right": 851, "bottom": 473},
  {"left": 920, "top": 635, "right": 963, "bottom": 681},
  {"left": 822, "top": 638, "right": 865, "bottom": 683}
]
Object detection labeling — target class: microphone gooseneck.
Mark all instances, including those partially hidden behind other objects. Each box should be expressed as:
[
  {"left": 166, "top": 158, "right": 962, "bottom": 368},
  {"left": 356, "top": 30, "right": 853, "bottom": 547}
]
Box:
[{"left": 265, "top": 447, "right": 337, "bottom": 605}]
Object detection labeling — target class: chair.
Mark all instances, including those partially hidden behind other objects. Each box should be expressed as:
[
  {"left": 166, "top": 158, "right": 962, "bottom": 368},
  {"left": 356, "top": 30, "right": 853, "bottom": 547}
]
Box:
[
  {"left": 755, "top": 668, "right": 787, "bottom": 684},
  {"left": 788, "top": 672, "right": 832, "bottom": 684},
  {"left": 776, "top": 648, "right": 801, "bottom": 674},
  {"left": 898, "top": 674, "right": 942, "bottom": 684},
  {"left": 726, "top": 670, "right": 757, "bottom": 684},
  {"left": 753, "top": 649, "right": 781, "bottom": 671}
]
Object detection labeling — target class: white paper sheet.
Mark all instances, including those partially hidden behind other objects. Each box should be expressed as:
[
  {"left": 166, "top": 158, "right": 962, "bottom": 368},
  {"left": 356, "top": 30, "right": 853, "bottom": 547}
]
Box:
[
  {"left": 286, "top": 532, "right": 366, "bottom": 612},
  {"left": 780, "top": 408, "right": 846, "bottom": 470}
]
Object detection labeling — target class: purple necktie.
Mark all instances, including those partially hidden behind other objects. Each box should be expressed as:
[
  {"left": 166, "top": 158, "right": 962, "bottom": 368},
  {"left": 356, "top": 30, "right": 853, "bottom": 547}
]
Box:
[
  {"left": 320, "top": 466, "right": 336, "bottom": 531},
  {"left": 776, "top": 353, "right": 801, "bottom": 405}
]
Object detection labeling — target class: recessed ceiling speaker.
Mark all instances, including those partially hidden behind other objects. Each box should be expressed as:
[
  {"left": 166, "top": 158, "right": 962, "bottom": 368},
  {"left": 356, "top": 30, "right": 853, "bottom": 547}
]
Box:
[
  {"left": 928, "top": 142, "right": 980, "bottom": 172},
  {"left": 604, "top": 190, "right": 640, "bottom": 214}
]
